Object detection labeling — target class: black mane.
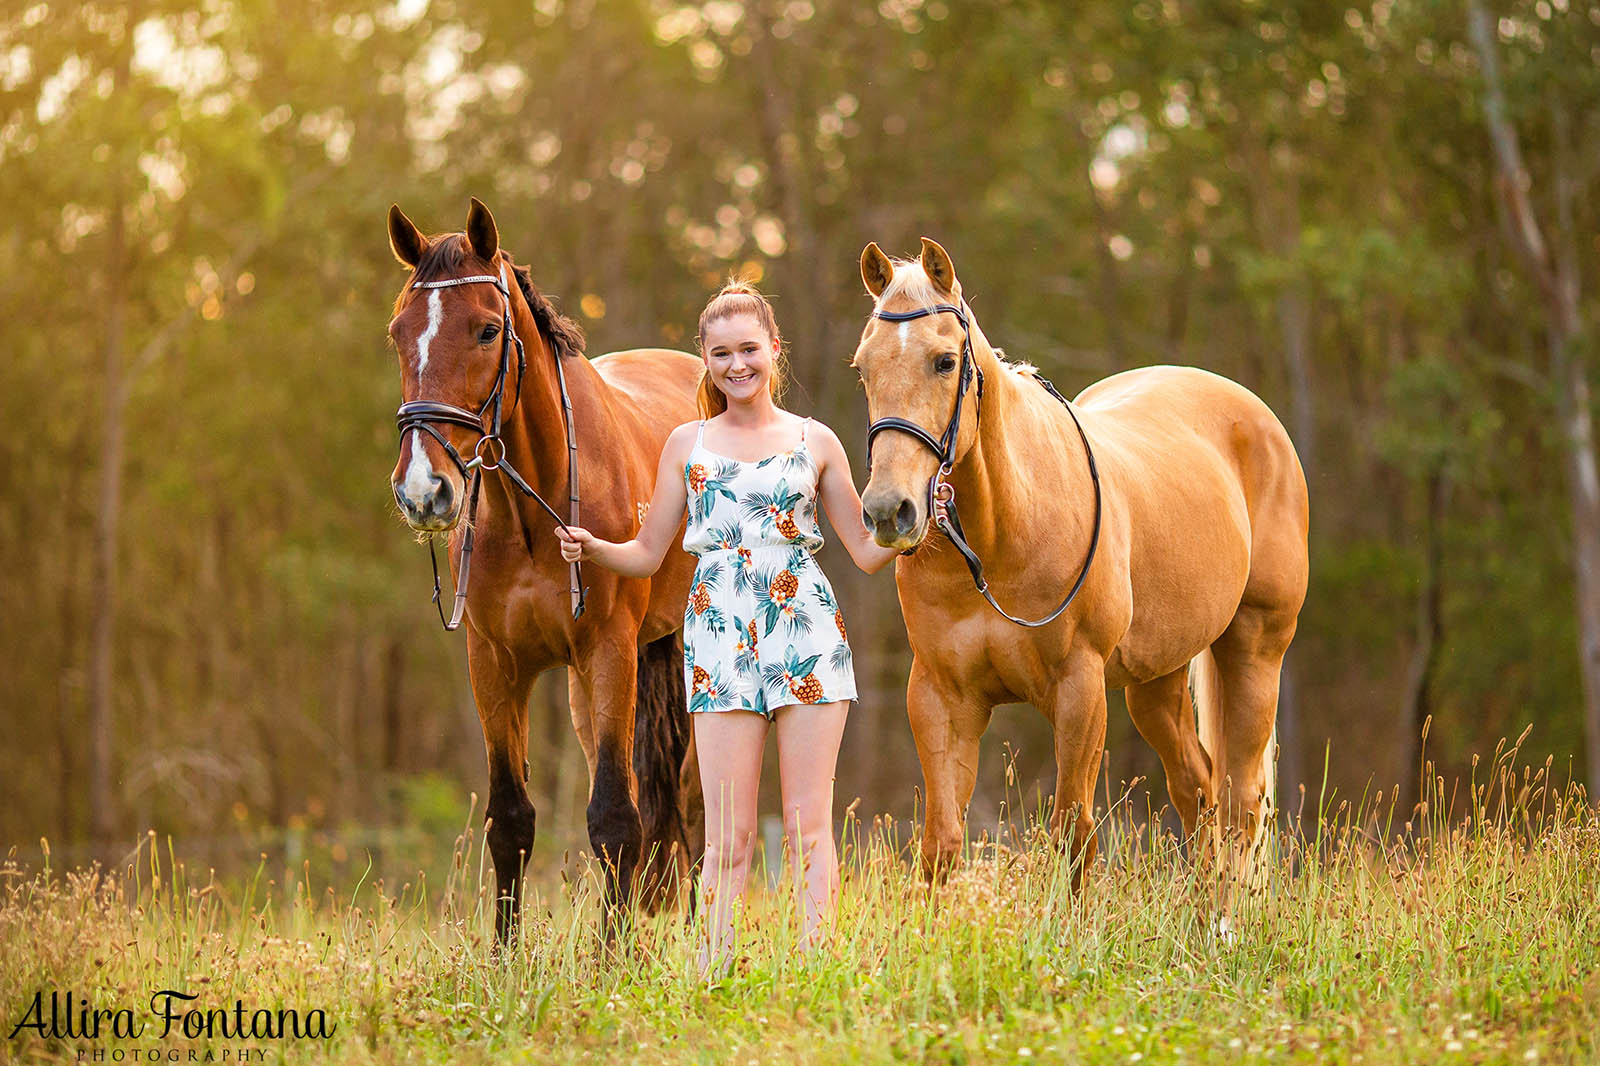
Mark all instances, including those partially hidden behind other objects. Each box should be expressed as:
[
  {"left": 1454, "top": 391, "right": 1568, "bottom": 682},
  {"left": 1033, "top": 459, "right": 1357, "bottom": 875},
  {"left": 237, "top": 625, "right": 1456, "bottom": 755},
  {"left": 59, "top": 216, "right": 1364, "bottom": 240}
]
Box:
[
  {"left": 411, "top": 233, "right": 586, "bottom": 360},
  {"left": 511, "top": 263, "right": 586, "bottom": 361}
]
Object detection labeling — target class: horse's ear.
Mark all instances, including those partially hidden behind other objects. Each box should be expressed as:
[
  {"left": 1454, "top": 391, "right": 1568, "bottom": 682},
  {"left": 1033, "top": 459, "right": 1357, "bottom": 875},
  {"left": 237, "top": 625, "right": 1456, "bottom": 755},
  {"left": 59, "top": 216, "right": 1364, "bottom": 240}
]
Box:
[
  {"left": 466, "top": 197, "right": 499, "bottom": 262},
  {"left": 919, "top": 237, "right": 958, "bottom": 296},
  {"left": 388, "top": 204, "right": 426, "bottom": 268},
  {"left": 861, "top": 242, "right": 894, "bottom": 299}
]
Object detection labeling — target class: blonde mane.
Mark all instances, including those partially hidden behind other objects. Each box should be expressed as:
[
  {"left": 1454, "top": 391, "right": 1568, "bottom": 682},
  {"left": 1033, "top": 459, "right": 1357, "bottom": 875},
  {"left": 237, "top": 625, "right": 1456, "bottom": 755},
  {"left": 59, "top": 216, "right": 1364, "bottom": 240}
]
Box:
[
  {"left": 876, "top": 260, "right": 945, "bottom": 309},
  {"left": 996, "top": 349, "right": 1039, "bottom": 377}
]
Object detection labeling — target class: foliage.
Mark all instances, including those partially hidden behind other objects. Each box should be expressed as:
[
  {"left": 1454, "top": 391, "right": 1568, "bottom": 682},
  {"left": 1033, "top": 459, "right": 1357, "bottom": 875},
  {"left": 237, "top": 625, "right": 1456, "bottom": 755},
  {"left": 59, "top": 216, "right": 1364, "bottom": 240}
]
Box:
[
  {"left": 2, "top": 753, "right": 1597, "bottom": 1064},
  {"left": 1, "top": 0, "right": 1599, "bottom": 859}
]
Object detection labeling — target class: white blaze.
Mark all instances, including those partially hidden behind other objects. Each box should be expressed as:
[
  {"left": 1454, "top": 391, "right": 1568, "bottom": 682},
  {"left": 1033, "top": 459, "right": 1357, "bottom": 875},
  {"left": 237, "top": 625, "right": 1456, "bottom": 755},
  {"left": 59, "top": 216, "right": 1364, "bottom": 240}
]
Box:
[
  {"left": 401, "top": 428, "right": 435, "bottom": 504},
  {"left": 415, "top": 288, "right": 443, "bottom": 373},
  {"left": 898, "top": 321, "right": 910, "bottom": 353}
]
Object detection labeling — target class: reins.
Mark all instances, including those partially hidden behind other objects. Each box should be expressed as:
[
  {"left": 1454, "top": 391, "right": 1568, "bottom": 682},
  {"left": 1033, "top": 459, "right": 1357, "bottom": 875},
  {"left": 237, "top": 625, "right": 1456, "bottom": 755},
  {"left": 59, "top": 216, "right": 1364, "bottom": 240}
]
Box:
[
  {"left": 866, "top": 302, "right": 1102, "bottom": 628},
  {"left": 396, "top": 266, "right": 587, "bottom": 628}
]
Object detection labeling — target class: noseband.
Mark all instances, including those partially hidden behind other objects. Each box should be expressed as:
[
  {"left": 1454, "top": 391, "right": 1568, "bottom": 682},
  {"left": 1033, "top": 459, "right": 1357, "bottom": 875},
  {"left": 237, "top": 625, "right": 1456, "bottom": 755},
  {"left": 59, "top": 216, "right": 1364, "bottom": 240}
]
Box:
[
  {"left": 865, "top": 301, "right": 1102, "bottom": 628},
  {"left": 397, "top": 268, "right": 586, "bottom": 628}
]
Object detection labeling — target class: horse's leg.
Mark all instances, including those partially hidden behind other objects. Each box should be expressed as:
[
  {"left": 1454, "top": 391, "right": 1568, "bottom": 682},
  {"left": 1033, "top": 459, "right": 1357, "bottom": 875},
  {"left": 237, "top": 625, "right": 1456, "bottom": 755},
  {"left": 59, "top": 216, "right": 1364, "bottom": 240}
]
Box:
[
  {"left": 1126, "top": 667, "right": 1214, "bottom": 838},
  {"left": 1045, "top": 651, "right": 1109, "bottom": 891},
  {"left": 1207, "top": 604, "right": 1296, "bottom": 877},
  {"left": 566, "top": 666, "right": 599, "bottom": 780},
  {"left": 466, "top": 633, "right": 539, "bottom": 945},
  {"left": 907, "top": 657, "right": 992, "bottom": 881},
  {"left": 570, "top": 639, "right": 645, "bottom": 921}
]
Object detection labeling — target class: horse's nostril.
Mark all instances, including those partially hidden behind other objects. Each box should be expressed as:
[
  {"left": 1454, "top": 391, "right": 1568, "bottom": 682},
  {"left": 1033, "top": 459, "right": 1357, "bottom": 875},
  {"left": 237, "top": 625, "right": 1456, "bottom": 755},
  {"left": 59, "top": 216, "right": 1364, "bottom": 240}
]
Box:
[
  {"left": 894, "top": 498, "right": 917, "bottom": 537},
  {"left": 861, "top": 507, "right": 873, "bottom": 531},
  {"left": 430, "top": 477, "right": 454, "bottom": 516}
]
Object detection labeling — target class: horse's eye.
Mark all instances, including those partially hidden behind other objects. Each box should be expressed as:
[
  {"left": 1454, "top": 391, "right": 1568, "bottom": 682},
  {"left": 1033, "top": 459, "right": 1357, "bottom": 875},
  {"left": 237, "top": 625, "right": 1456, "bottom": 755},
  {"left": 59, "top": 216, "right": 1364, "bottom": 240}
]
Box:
[
  {"left": 935, "top": 354, "right": 957, "bottom": 374},
  {"left": 479, "top": 324, "right": 501, "bottom": 344}
]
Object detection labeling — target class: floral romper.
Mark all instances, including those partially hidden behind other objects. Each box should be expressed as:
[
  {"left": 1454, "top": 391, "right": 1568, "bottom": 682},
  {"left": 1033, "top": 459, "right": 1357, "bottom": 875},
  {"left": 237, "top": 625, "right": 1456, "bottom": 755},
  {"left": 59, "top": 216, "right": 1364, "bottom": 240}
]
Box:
[{"left": 681, "top": 418, "right": 857, "bottom": 719}]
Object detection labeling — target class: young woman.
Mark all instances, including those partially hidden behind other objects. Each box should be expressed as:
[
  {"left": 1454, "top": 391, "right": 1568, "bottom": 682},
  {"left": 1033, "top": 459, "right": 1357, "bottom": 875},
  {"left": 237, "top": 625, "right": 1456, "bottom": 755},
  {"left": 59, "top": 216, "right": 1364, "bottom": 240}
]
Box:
[{"left": 556, "top": 282, "right": 897, "bottom": 966}]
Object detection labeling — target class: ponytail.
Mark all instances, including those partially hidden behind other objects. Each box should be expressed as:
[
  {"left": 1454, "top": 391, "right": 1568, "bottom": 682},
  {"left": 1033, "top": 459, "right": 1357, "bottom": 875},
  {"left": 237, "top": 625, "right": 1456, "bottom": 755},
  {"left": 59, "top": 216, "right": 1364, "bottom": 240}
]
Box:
[{"left": 697, "top": 368, "right": 729, "bottom": 419}]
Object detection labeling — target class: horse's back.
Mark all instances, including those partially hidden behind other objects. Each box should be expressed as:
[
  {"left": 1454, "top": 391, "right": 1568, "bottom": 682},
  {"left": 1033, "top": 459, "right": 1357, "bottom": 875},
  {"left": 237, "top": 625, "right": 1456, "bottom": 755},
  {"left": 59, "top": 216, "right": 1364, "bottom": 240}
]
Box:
[
  {"left": 585, "top": 348, "right": 704, "bottom": 643},
  {"left": 1076, "top": 366, "right": 1308, "bottom": 679},
  {"left": 1078, "top": 366, "right": 1283, "bottom": 448},
  {"left": 594, "top": 348, "right": 703, "bottom": 429},
  {"left": 1077, "top": 366, "right": 1305, "bottom": 535},
  {"left": 593, "top": 347, "right": 704, "bottom": 459}
]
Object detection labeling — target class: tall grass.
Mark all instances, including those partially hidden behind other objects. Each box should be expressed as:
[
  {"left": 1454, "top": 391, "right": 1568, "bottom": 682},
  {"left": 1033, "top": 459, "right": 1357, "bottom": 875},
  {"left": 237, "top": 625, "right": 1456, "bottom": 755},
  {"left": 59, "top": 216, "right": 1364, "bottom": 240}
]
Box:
[{"left": 3, "top": 739, "right": 1597, "bottom": 1064}]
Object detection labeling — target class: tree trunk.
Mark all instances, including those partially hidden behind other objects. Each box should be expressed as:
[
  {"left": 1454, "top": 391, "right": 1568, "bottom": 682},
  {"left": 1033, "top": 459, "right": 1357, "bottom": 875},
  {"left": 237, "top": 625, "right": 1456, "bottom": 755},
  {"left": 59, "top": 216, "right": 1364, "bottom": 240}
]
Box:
[
  {"left": 1164, "top": 225, "right": 1196, "bottom": 362},
  {"left": 1274, "top": 285, "right": 1314, "bottom": 804},
  {"left": 381, "top": 638, "right": 406, "bottom": 776},
  {"left": 1244, "top": 148, "right": 1314, "bottom": 801},
  {"left": 745, "top": 1, "right": 827, "bottom": 407},
  {"left": 1278, "top": 285, "right": 1317, "bottom": 487},
  {"left": 1468, "top": 2, "right": 1600, "bottom": 795},
  {"left": 1551, "top": 317, "right": 1600, "bottom": 797},
  {"left": 1546, "top": 100, "right": 1600, "bottom": 799},
  {"left": 87, "top": 167, "right": 127, "bottom": 860},
  {"left": 1401, "top": 471, "right": 1449, "bottom": 809},
  {"left": 1062, "top": 103, "right": 1127, "bottom": 373},
  {"left": 56, "top": 496, "right": 83, "bottom": 843}
]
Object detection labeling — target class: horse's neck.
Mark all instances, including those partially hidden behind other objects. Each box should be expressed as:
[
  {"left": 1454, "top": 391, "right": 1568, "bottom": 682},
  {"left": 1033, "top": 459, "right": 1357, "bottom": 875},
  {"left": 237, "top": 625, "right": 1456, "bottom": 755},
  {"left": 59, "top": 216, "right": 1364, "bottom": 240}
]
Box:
[
  {"left": 496, "top": 317, "right": 598, "bottom": 519},
  {"left": 948, "top": 342, "right": 1096, "bottom": 562}
]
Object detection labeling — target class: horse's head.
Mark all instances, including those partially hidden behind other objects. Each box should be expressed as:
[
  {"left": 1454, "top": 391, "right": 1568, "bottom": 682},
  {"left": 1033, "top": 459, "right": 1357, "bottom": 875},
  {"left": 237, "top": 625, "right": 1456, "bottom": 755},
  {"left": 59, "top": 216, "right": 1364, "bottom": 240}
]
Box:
[
  {"left": 852, "top": 237, "right": 980, "bottom": 551},
  {"left": 386, "top": 198, "right": 518, "bottom": 532}
]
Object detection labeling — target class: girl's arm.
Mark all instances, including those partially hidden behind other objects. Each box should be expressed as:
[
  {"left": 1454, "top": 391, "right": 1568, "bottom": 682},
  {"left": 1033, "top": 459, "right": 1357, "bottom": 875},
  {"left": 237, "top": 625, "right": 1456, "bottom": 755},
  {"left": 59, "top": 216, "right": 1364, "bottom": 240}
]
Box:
[
  {"left": 810, "top": 421, "right": 900, "bottom": 575},
  {"left": 557, "top": 423, "right": 695, "bottom": 578}
]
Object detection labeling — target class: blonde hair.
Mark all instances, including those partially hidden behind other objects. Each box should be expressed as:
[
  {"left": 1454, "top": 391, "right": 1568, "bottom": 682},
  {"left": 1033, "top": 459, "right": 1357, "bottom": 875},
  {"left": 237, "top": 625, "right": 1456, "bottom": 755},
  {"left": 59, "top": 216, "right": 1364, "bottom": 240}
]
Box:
[{"left": 695, "top": 281, "right": 788, "bottom": 418}]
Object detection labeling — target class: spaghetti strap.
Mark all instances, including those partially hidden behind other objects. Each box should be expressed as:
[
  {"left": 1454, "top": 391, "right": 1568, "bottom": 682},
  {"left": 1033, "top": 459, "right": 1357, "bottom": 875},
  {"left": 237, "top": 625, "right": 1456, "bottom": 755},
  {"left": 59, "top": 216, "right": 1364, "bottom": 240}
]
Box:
[
  {"left": 695, "top": 420, "right": 706, "bottom": 447},
  {"left": 800, "top": 417, "right": 810, "bottom": 443}
]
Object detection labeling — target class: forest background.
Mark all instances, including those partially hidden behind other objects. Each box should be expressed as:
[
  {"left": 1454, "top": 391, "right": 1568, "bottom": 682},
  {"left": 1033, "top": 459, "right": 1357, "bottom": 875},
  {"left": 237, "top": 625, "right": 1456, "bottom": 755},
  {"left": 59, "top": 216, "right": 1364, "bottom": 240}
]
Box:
[{"left": 3, "top": 0, "right": 1598, "bottom": 879}]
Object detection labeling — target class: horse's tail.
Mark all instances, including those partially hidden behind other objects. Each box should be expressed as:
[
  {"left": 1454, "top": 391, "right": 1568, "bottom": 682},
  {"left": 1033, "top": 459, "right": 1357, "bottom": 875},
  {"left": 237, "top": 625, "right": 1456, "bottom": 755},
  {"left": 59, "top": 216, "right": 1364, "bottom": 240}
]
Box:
[
  {"left": 1256, "top": 721, "right": 1279, "bottom": 847},
  {"left": 1191, "top": 647, "right": 1225, "bottom": 803},
  {"left": 633, "top": 633, "right": 699, "bottom": 910}
]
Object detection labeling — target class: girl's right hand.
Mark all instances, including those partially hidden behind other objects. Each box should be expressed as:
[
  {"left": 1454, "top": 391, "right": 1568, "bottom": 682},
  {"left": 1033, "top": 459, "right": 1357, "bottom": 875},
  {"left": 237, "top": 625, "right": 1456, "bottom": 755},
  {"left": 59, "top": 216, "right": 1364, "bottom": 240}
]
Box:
[{"left": 555, "top": 525, "right": 597, "bottom": 563}]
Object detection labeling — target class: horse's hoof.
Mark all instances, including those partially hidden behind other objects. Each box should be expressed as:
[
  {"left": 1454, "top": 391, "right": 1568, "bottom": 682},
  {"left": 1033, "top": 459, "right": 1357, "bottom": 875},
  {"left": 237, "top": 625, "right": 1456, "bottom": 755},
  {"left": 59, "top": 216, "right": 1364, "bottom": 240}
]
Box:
[{"left": 918, "top": 847, "right": 961, "bottom": 884}]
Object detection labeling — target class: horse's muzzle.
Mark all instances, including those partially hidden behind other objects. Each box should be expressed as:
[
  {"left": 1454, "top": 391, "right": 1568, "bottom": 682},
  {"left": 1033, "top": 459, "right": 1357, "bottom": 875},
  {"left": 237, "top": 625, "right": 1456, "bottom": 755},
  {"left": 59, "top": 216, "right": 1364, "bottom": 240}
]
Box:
[
  {"left": 862, "top": 487, "right": 925, "bottom": 551},
  {"left": 395, "top": 473, "right": 459, "bottom": 531}
]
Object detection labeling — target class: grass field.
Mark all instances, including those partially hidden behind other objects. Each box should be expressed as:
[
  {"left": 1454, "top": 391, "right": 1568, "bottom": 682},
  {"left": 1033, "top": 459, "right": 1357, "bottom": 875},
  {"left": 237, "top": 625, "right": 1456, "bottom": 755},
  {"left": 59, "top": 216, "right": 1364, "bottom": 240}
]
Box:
[{"left": 3, "top": 747, "right": 1597, "bottom": 1065}]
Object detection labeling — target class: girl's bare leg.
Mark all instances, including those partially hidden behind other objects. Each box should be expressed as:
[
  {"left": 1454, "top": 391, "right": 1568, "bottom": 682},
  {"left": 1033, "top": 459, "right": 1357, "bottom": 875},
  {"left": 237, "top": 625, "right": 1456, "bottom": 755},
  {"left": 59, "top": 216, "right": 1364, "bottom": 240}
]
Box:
[
  {"left": 693, "top": 709, "right": 768, "bottom": 974},
  {"left": 774, "top": 699, "right": 850, "bottom": 946}
]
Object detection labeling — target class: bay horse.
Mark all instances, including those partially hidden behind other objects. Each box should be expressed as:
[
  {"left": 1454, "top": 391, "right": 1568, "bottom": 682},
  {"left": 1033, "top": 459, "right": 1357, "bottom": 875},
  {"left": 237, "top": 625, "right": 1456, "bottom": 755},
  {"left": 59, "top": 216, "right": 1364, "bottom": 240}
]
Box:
[
  {"left": 854, "top": 239, "right": 1308, "bottom": 887},
  {"left": 386, "top": 198, "right": 702, "bottom": 941}
]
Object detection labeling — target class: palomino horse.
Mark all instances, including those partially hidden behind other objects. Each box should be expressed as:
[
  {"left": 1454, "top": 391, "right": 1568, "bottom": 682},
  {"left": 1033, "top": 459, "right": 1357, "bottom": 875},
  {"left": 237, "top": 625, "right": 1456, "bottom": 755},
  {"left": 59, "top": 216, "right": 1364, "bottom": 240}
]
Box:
[
  {"left": 386, "top": 198, "right": 702, "bottom": 941},
  {"left": 854, "top": 239, "right": 1308, "bottom": 885}
]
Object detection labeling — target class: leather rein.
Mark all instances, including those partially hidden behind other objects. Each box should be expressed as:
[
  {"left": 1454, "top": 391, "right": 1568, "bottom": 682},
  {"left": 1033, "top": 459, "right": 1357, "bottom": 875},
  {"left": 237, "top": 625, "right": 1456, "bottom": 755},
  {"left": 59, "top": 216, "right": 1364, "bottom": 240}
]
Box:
[
  {"left": 396, "top": 267, "right": 586, "bottom": 628},
  {"left": 866, "top": 302, "right": 1102, "bottom": 628}
]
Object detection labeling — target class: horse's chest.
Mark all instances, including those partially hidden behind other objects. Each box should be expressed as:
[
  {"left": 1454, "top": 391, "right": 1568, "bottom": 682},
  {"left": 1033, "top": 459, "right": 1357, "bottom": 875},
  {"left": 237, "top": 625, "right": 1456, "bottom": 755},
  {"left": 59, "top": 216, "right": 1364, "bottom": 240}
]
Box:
[
  {"left": 464, "top": 554, "right": 567, "bottom": 661},
  {"left": 902, "top": 603, "right": 1066, "bottom": 704}
]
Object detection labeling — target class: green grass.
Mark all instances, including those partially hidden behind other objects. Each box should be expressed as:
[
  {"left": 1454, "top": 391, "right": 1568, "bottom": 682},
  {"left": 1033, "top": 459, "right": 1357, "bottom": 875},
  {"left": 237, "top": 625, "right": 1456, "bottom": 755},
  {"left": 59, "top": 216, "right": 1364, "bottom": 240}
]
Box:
[{"left": 3, "top": 746, "right": 1597, "bottom": 1065}]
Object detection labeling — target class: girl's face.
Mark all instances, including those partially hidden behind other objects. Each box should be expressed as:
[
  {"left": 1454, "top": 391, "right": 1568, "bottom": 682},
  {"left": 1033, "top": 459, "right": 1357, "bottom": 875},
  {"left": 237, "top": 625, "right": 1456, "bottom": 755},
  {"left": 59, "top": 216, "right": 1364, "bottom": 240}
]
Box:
[{"left": 702, "top": 313, "right": 778, "bottom": 406}]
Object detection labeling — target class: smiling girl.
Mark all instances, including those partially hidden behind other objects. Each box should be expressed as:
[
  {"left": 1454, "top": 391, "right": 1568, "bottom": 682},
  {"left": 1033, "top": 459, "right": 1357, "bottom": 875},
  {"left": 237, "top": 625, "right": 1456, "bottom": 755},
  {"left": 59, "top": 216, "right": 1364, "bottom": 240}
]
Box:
[{"left": 556, "top": 281, "right": 897, "bottom": 968}]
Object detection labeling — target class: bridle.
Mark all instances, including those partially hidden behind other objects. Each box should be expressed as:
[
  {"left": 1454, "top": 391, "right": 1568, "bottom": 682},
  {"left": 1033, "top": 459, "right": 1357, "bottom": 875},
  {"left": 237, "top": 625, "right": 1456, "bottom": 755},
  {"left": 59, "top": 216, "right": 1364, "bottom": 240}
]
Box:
[
  {"left": 396, "top": 265, "right": 586, "bottom": 628},
  {"left": 865, "top": 301, "right": 1102, "bottom": 628}
]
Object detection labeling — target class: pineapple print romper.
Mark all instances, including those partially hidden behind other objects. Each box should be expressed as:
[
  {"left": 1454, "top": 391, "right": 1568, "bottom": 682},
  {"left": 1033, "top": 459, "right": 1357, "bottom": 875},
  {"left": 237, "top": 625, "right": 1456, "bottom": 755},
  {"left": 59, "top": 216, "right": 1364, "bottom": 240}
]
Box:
[{"left": 681, "top": 418, "right": 858, "bottom": 719}]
